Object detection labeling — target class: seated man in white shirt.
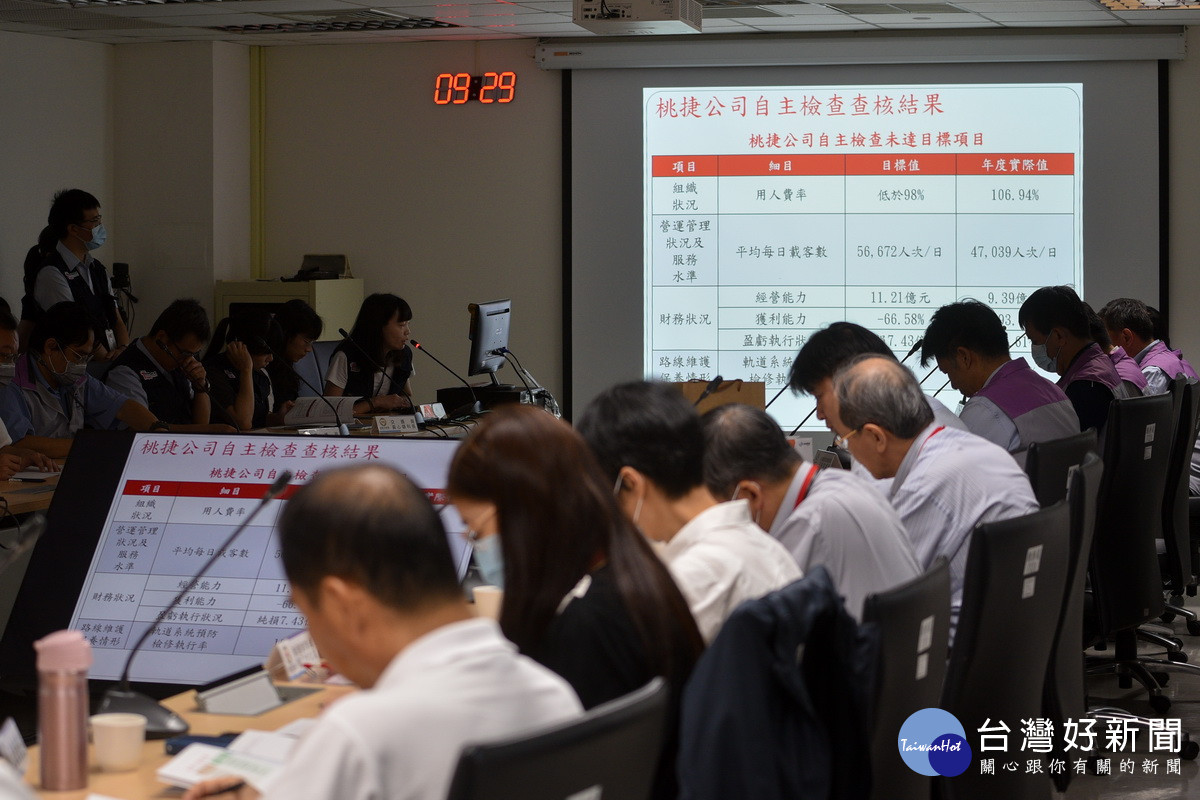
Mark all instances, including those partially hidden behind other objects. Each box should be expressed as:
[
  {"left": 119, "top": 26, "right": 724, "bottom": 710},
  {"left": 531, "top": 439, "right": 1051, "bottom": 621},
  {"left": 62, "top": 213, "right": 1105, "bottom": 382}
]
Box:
[
  {"left": 577, "top": 381, "right": 801, "bottom": 643},
  {"left": 920, "top": 299, "right": 1079, "bottom": 467},
  {"left": 183, "top": 464, "right": 583, "bottom": 800},
  {"left": 700, "top": 403, "right": 919, "bottom": 620},
  {"left": 829, "top": 355, "right": 1039, "bottom": 637}
]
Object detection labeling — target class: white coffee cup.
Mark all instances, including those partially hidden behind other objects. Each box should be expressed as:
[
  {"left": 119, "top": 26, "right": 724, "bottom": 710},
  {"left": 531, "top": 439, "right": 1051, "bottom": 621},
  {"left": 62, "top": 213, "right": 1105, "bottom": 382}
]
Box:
[
  {"left": 90, "top": 712, "right": 147, "bottom": 772},
  {"left": 472, "top": 585, "right": 503, "bottom": 620}
]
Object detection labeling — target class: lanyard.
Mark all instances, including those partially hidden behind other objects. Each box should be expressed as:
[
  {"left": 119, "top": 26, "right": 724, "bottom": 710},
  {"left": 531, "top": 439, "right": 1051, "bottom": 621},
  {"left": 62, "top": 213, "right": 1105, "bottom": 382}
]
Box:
[
  {"left": 915, "top": 425, "right": 946, "bottom": 460},
  {"left": 792, "top": 464, "right": 822, "bottom": 509}
]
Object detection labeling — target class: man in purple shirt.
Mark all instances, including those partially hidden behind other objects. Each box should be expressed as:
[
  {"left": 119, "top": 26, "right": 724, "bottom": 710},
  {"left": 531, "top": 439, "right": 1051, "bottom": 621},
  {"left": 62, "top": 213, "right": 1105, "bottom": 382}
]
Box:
[
  {"left": 1100, "top": 298, "right": 1198, "bottom": 397},
  {"left": 1019, "top": 286, "right": 1130, "bottom": 436},
  {"left": 921, "top": 300, "right": 1079, "bottom": 466}
]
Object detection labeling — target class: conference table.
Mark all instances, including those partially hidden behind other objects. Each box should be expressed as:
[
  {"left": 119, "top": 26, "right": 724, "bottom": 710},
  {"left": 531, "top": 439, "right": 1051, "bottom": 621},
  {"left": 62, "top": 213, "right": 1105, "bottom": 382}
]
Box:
[
  {"left": 0, "top": 472, "right": 59, "bottom": 516},
  {"left": 26, "top": 682, "right": 353, "bottom": 799}
]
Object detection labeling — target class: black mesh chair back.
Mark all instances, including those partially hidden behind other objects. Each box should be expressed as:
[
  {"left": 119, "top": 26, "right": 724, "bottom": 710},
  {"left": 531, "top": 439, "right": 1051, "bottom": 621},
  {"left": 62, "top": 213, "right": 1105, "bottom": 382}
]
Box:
[
  {"left": 937, "top": 501, "right": 1070, "bottom": 800},
  {"left": 1042, "top": 452, "right": 1103, "bottom": 791},
  {"left": 446, "top": 678, "right": 668, "bottom": 800},
  {"left": 1092, "top": 394, "right": 1174, "bottom": 634},
  {"left": 862, "top": 558, "right": 951, "bottom": 800},
  {"left": 1024, "top": 428, "right": 1098, "bottom": 508},
  {"left": 1161, "top": 378, "right": 1200, "bottom": 593}
]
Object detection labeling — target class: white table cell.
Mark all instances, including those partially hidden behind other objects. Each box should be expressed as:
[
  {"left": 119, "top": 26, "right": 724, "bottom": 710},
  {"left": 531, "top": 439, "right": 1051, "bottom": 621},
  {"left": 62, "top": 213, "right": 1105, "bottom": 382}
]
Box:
[
  {"left": 111, "top": 494, "right": 176, "bottom": 523},
  {"left": 720, "top": 307, "right": 834, "bottom": 330},
  {"left": 717, "top": 176, "right": 845, "bottom": 214},
  {"left": 718, "top": 323, "right": 837, "bottom": 352},
  {"left": 846, "top": 176, "right": 956, "bottom": 214},
  {"left": 845, "top": 214, "right": 955, "bottom": 285},
  {"left": 845, "top": 286, "right": 956, "bottom": 309},
  {"left": 719, "top": 285, "right": 843, "bottom": 309},
  {"left": 650, "top": 287, "right": 718, "bottom": 350},
  {"left": 650, "top": 351, "right": 718, "bottom": 383},
  {"left": 956, "top": 175, "right": 1074, "bottom": 214},
  {"left": 956, "top": 215, "right": 1075, "bottom": 287},
  {"left": 651, "top": 176, "right": 717, "bottom": 214},
  {"left": 651, "top": 215, "right": 718, "bottom": 286},
  {"left": 717, "top": 214, "right": 844, "bottom": 286}
]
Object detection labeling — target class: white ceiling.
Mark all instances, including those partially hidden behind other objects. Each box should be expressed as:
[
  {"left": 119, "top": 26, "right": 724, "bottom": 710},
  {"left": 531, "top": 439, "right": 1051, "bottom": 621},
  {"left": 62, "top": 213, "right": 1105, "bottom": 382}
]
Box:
[{"left": 0, "top": 0, "right": 1196, "bottom": 46}]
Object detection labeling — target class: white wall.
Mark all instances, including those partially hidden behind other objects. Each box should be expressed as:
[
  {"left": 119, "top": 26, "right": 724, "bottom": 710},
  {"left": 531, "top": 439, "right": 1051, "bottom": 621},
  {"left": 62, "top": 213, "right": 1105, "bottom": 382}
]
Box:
[
  {"left": 0, "top": 31, "right": 113, "bottom": 319},
  {"left": 261, "top": 39, "right": 563, "bottom": 403},
  {"left": 1168, "top": 27, "right": 1200, "bottom": 362},
  {"left": 113, "top": 41, "right": 251, "bottom": 329}
]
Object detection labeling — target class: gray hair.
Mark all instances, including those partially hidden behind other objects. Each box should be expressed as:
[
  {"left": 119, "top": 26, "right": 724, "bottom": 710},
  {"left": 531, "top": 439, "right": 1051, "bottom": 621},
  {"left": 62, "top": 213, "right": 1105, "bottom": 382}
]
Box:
[
  {"left": 699, "top": 404, "right": 801, "bottom": 498},
  {"left": 834, "top": 354, "right": 933, "bottom": 439}
]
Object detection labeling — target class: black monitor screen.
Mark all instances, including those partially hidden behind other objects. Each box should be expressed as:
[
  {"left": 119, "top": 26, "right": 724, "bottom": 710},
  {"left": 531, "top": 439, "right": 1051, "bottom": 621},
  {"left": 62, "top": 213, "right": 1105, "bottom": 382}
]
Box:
[
  {"left": 0, "top": 430, "right": 469, "bottom": 685},
  {"left": 467, "top": 299, "right": 511, "bottom": 380}
]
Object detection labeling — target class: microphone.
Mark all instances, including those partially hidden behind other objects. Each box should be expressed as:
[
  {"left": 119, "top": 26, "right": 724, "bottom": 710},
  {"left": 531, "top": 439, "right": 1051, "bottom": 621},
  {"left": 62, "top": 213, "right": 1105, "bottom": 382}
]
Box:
[
  {"left": 902, "top": 337, "right": 924, "bottom": 364},
  {"left": 336, "top": 328, "right": 418, "bottom": 414},
  {"left": 410, "top": 339, "right": 482, "bottom": 417},
  {"left": 693, "top": 375, "right": 723, "bottom": 407},
  {"left": 96, "top": 471, "right": 293, "bottom": 738},
  {"left": 265, "top": 342, "right": 349, "bottom": 436}
]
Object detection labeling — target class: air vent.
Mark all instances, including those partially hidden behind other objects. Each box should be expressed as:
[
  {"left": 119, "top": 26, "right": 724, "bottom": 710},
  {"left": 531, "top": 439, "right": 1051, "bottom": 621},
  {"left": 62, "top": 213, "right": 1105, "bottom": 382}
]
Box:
[
  {"left": 703, "top": 5, "right": 787, "bottom": 16},
  {"left": 212, "top": 9, "right": 456, "bottom": 32}
]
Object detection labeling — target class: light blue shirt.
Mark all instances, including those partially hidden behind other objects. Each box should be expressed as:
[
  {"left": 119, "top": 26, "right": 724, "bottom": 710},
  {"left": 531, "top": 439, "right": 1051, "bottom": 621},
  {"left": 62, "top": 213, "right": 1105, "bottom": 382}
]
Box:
[
  {"left": 889, "top": 423, "right": 1039, "bottom": 639},
  {"left": 0, "top": 356, "right": 127, "bottom": 441}
]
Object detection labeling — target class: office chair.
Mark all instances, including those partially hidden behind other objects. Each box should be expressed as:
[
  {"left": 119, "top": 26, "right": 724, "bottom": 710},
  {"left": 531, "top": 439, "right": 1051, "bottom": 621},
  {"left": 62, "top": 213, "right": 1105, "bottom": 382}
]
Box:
[
  {"left": 445, "top": 678, "right": 668, "bottom": 800},
  {"left": 936, "top": 501, "right": 1070, "bottom": 800},
  {"left": 1024, "top": 428, "right": 1098, "bottom": 509},
  {"left": 1159, "top": 378, "right": 1200, "bottom": 634},
  {"left": 1085, "top": 394, "right": 1181, "bottom": 712},
  {"left": 1041, "top": 452, "right": 1101, "bottom": 792},
  {"left": 861, "top": 558, "right": 951, "bottom": 800}
]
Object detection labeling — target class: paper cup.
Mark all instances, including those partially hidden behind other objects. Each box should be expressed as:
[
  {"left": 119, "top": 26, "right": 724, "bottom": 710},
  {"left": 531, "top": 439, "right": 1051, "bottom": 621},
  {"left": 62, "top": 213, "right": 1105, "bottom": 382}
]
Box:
[
  {"left": 90, "top": 713, "right": 146, "bottom": 772},
  {"left": 472, "top": 585, "right": 504, "bottom": 620}
]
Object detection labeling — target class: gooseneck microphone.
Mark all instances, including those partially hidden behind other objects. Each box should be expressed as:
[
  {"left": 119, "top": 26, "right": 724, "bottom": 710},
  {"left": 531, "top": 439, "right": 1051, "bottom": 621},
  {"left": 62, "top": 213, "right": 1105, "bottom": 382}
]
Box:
[
  {"left": 902, "top": 337, "right": 924, "bottom": 364},
  {"left": 96, "top": 471, "right": 293, "bottom": 738},
  {"left": 410, "top": 340, "right": 482, "bottom": 417},
  {"left": 336, "top": 328, "right": 417, "bottom": 412},
  {"left": 693, "top": 375, "right": 724, "bottom": 407},
  {"left": 265, "top": 342, "right": 349, "bottom": 436}
]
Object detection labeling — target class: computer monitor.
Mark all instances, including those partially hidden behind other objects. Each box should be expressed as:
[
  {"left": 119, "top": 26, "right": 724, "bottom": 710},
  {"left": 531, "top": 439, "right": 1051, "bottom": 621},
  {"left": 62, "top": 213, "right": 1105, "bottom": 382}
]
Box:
[
  {"left": 0, "top": 430, "right": 471, "bottom": 686},
  {"left": 467, "top": 299, "right": 511, "bottom": 385}
]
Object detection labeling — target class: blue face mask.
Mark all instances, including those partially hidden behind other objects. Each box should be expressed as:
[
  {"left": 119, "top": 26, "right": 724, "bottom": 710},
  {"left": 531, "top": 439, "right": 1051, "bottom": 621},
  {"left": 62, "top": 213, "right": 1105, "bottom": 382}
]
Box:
[
  {"left": 84, "top": 223, "right": 107, "bottom": 251},
  {"left": 472, "top": 533, "right": 505, "bottom": 588}
]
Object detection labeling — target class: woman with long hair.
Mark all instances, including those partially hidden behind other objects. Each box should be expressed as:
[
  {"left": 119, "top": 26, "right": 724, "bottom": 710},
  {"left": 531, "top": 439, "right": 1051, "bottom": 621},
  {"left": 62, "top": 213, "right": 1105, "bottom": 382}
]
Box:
[
  {"left": 324, "top": 293, "right": 413, "bottom": 415},
  {"left": 448, "top": 405, "right": 704, "bottom": 800},
  {"left": 266, "top": 299, "right": 324, "bottom": 412}
]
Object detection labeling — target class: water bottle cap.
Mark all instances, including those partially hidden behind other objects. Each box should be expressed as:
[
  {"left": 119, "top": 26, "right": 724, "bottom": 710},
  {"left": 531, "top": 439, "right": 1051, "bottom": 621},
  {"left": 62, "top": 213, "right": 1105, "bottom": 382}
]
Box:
[{"left": 34, "top": 630, "right": 92, "bottom": 672}]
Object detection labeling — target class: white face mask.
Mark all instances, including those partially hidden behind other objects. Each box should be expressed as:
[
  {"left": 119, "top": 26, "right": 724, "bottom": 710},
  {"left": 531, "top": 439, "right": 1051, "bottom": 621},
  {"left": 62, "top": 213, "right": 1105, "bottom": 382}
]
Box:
[
  {"left": 1031, "top": 341, "right": 1059, "bottom": 373},
  {"left": 0, "top": 363, "right": 15, "bottom": 384}
]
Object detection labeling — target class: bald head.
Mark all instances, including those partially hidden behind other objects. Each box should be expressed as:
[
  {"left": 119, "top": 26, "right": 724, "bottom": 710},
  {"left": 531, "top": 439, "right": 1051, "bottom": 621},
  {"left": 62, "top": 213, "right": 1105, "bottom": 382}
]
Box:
[
  {"left": 278, "top": 464, "right": 461, "bottom": 610},
  {"left": 700, "top": 404, "right": 799, "bottom": 499},
  {"left": 834, "top": 355, "right": 934, "bottom": 439}
]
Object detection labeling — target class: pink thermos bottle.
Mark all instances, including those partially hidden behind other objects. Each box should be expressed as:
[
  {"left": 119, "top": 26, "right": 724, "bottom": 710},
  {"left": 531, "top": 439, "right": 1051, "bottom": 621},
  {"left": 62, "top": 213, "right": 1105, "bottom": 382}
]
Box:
[{"left": 34, "top": 630, "right": 92, "bottom": 790}]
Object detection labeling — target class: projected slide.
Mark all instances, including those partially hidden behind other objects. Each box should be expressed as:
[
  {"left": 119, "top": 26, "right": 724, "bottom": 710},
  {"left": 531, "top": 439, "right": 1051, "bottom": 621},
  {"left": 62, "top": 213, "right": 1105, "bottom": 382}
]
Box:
[
  {"left": 644, "top": 83, "right": 1083, "bottom": 430},
  {"left": 68, "top": 434, "right": 467, "bottom": 684}
]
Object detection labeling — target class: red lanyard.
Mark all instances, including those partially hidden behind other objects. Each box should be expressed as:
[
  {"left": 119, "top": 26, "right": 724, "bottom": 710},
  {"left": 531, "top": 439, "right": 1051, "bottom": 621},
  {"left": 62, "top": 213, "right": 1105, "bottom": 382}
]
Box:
[
  {"left": 793, "top": 464, "right": 822, "bottom": 509},
  {"left": 915, "top": 425, "right": 946, "bottom": 460}
]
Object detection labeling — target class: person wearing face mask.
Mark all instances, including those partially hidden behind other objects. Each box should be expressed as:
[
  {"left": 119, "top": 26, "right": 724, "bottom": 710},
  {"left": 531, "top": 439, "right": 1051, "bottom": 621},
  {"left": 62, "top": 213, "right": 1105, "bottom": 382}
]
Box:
[
  {"left": 0, "top": 303, "right": 57, "bottom": 477},
  {"left": 919, "top": 300, "right": 1079, "bottom": 466},
  {"left": 22, "top": 189, "right": 129, "bottom": 361},
  {"left": 448, "top": 405, "right": 702, "bottom": 800},
  {"left": 577, "top": 381, "right": 801, "bottom": 644},
  {"left": 325, "top": 293, "right": 415, "bottom": 415},
  {"left": 203, "top": 310, "right": 289, "bottom": 430},
  {"left": 699, "top": 403, "right": 917, "bottom": 621},
  {"left": 1018, "top": 285, "right": 1131, "bottom": 437},
  {"left": 0, "top": 302, "right": 20, "bottom": 388},
  {"left": 0, "top": 302, "right": 172, "bottom": 459},
  {"left": 105, "top": 299, "right": 234, "bottom": 432}
]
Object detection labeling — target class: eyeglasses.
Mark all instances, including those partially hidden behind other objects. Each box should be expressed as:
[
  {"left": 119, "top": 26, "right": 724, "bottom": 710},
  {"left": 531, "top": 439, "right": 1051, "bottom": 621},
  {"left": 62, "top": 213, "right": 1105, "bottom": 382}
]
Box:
[
  {"left": 76, "top": 215, "right": 102, "bottom": 229},
  {"left": 0, "top": 352, "right": 17, "bottom": 365},
  {"left": 62, "top": 344, "right": 94, "bottom": 364},
  {"left": 833, "top": 428, "right": 861, "bottom": 448}
]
